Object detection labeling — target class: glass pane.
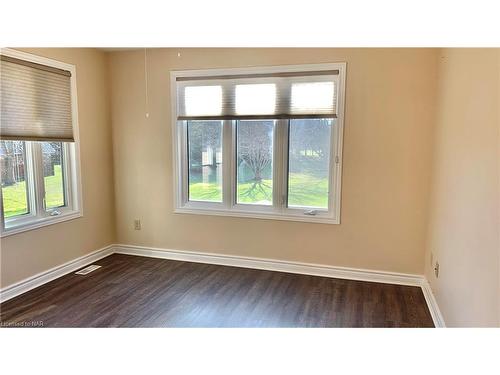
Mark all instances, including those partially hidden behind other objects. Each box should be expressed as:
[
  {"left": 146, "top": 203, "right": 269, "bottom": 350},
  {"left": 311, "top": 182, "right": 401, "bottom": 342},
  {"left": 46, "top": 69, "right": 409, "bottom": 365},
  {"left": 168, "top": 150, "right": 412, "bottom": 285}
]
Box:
[
  {"left": 1, "top": 141, "right": 29, "bottom": 218},
  {"left": 237, "top": 120, "right": 274, "bottom": 205},
  {"left": 41, "top": 142, "right": 66, "bottom": 210},
  {"left": 288, "top": 119, "right": 332, "bottom": 209},
  {"left": 187, "top": 121, "right": 223, "bottom": 202}
]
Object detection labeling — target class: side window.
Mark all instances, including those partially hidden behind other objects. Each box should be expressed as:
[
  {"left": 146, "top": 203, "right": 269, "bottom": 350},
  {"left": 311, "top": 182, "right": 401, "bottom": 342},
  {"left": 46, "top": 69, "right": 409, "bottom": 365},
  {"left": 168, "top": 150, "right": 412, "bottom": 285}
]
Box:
[{"left": 0, "top": 49, "right": 82, "bottom": 236}]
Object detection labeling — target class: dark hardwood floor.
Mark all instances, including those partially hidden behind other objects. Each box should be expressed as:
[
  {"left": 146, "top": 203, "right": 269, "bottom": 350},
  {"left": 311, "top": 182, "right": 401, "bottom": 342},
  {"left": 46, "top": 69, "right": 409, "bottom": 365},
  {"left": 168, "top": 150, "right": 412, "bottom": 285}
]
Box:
[{"left": 0, "top": 254, "right": 434, "bottom": 327}]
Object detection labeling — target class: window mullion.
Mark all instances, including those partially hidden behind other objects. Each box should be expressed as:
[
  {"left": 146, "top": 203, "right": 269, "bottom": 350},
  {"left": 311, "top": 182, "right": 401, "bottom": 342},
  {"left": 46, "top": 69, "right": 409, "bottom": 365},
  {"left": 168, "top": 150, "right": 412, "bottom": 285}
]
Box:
[
  {"left": 273, "top": 119, "right": 288, "bottom": 212},
  {"left": 180, "top": 121, "right": 189, "bottom": 206},
  {"left": 222, "top": 120, "right": 234, "bottom": 209},
  {"left": 62, "top": 143, "right": 72, "bottom": 209},
  {"left": 31, "top": 142, "right": 47, "bottom": 218},
  {"left": 282, "top": 120, "right": 290, "bottom": 212},
  {"left": 0, "top": 185, "right": 5, "bottom": 232},
  {"left": 23, "top": 142, "right": 38, "bottom": 218}
]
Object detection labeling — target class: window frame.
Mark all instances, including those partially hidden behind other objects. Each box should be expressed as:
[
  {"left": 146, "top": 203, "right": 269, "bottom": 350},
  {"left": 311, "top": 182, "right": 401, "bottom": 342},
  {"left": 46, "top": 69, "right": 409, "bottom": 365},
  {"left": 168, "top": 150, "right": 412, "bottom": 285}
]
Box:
[
  {"left": 0, "top": 48, "right": 83, "bottom": 237},
  {"left": 171, "top": 63, "right": 346, "bottom": 224}
]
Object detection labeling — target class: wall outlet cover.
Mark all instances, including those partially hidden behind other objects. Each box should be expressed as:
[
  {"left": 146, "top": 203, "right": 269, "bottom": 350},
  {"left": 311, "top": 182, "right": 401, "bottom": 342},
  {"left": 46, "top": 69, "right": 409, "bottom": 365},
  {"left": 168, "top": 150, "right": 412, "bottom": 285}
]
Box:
[
  {"left": 134, "top": 219, "right": 141, "bottom": 230},
  {"left": 434, "top": 262, "right": 439, "bottom": 278}
]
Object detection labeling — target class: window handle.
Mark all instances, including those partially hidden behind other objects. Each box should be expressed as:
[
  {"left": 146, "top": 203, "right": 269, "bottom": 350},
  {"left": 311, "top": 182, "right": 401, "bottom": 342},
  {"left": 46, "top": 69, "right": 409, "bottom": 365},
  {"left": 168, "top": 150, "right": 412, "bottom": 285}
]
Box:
[
  {"left": 50, "top": 210, "right": 61, "bottom": 217},
  {"left": 304, "top": 210, "right": 317, "bottom": 216}
]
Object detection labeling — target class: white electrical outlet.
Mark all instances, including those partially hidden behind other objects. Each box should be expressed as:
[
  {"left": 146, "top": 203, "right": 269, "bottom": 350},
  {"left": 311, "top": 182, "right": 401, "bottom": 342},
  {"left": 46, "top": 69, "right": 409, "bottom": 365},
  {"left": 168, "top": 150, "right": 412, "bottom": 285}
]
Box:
[{"left": 134, "top": 219, "right": 141, "bottom": 230}]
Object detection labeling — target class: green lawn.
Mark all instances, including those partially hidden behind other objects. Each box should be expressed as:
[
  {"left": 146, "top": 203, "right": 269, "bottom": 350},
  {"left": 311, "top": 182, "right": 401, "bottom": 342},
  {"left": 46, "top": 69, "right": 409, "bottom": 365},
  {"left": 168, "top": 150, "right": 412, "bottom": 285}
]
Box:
[
  {"left": 2, "top": 165, "right": 64, "bottom": 218},
  {"left": 189, "top": 173, "right": 328, "bottom": 208},
  {"left": 288, "top": 174, "right": 329, "bottom": 208},
  {"left": 1, "top": 178, "right": 29, "bottom": 217}
]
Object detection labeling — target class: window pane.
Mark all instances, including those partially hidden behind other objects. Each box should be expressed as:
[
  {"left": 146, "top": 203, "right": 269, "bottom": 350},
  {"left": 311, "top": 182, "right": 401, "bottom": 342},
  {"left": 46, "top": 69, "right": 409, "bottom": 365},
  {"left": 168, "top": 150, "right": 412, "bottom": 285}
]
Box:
[
  {"left": 237, "top": 120, "right": 274, "bottom": 205},
  {"left": 41, "top": 142, "right": 66, "bottom": 210},
  {"left": 1, "top": 141, "right": 29, "bottom": 218},
  {"left": 288, "top": 119, "right": 332, "bottom": 209},
  {"left": 187, "top": 121, "right": 223, "bottom": 202}
]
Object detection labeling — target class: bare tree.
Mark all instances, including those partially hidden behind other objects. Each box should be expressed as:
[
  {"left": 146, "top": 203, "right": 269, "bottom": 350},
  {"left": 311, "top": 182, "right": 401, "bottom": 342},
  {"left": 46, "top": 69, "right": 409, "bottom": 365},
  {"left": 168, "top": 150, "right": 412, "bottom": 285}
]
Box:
[
  {"left": 0, "top": 141, "right": 23, "bottom": 186},
  {"left": 188, "top": 121, "right": 221, "bottom": 169},
  {"left": 237, "top": 121, "right": 273, "bottom": 183}
]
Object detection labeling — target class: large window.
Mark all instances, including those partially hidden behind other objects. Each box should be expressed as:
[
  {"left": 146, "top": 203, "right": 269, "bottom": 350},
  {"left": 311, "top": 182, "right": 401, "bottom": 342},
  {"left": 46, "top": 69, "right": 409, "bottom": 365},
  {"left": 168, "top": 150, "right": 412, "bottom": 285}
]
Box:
[
  {"left": 1, "top": 49, "right": 82, "bottom": 236},
  {"left": 172, "top": 63, "right": 345, "bottom": 224}
]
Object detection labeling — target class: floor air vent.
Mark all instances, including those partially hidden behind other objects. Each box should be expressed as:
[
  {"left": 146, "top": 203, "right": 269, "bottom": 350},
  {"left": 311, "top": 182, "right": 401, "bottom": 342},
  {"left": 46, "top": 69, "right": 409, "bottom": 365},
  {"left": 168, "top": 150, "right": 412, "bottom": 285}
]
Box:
[{"left": 75, "top": 264, "right": 102, "bottom": 275}]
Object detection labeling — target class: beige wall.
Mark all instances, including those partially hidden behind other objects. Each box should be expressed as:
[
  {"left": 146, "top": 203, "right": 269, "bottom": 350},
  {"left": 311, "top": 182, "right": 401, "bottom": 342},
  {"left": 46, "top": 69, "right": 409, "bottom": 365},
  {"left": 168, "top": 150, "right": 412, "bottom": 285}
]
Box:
[
  {"left": 0, "top": 48, "right": 116, "bottom": 288},
  {"left": 425, "top": 49, "right": 500, "bottom": 327},
  {"left": 109, "top": 48, "right": 438, "bottom": 275}
]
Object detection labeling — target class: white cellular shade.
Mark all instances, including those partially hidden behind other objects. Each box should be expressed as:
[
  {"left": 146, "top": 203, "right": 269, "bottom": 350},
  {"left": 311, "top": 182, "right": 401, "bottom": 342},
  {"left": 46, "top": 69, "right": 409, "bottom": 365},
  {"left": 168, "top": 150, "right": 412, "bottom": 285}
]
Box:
[
  {"left": 176, "top": 71, "right": 338, "bottom": 120},
  {"left": 184, "top": 85, "right": 222, "bottom": 117},
  {"left": 291, "top": 82, "right": 335, "bottom": 115},
  {"left": 0, "top": 55, "right": 74, "bottom": 142},
  {"left": 235, "top": 84, "right": 276, "bottom": 115}
]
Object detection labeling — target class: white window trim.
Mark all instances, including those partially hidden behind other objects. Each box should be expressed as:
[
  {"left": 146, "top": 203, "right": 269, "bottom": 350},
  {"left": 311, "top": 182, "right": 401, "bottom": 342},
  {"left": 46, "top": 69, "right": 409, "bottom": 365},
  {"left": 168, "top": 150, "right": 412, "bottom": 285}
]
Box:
[
  {"left": 171, "top": 63, "right": 346, "bottom": 225},
  {"left": 0, "top": 48, "right": 83, "bottom": 237}
]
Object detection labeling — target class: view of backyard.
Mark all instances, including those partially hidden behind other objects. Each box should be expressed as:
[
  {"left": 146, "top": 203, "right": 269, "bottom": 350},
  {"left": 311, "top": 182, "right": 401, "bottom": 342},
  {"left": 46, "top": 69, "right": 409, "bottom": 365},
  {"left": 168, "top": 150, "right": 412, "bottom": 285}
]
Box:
[
  {"left": 187, "top": 119, "right": 333, "bottom": 208},
  {"left": 1, "top": 164, "right": 64, "bottom": 218},
  {"left": 1, "top": 140, "right": 65, "bottom": 218},
  {"left": 189, "top": 173, "right": 329, "bottom": 207}
]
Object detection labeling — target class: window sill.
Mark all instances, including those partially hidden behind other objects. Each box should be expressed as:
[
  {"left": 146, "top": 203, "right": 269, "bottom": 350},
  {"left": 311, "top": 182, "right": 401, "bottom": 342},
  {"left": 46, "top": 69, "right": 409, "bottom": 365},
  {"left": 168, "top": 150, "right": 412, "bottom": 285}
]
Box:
[
  {"left": 174, "top": 207, "right": 340, "bottom": 225},
  {"left": 1, "top": 211, "right": 83, "bottom": 238}
]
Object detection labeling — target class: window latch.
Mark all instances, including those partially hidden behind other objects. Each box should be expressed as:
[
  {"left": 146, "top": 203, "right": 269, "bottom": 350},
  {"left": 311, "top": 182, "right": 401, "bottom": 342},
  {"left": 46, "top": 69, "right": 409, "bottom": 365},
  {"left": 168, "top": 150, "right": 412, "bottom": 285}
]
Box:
[
  {"left": 50, "top": 210, "right": 61, "bottom": 217},
  {"left": 304, "top": 210, "right": 317, "bottom": 216}
]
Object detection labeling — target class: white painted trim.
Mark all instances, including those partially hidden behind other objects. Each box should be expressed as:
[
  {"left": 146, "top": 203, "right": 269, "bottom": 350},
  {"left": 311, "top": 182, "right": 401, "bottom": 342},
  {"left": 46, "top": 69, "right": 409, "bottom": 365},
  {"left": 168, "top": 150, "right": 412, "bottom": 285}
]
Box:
[
  {"left": 170, "top": 63, "right": 347, "bottom": 81},
  {"left": 0, "top": 212, "right": 83, "bottom": 238},
  {"left": 1, "top": 47, "right": 76, "bottom": 72},
  {"left": 174, "top": 207, "right": 340, "bottom": 225},
  {"left": 0, "top": 245, "right": 113, "bottom": 303},
  {"left": 113, "top": 244, "right": 422, "bottom": 286},
  {"left": 420, "top": 280, "right": 446, "bottom": 327},
  {"left": 0, "top": 242, "right": 445, "bottom": 327}
]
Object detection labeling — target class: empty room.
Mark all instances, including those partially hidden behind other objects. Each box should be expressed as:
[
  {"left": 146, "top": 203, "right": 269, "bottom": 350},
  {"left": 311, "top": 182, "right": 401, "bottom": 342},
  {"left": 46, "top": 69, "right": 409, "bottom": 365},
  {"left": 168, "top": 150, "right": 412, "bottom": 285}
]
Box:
[{"left": 0, "top": 2, "right": 499, "bottom": 374}]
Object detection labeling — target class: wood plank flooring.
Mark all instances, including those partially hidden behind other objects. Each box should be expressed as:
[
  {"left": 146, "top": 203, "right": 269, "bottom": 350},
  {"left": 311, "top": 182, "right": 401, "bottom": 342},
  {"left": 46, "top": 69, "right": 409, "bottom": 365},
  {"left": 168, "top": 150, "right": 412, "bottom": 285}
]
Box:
[{"left": 0, "top": 254, "right": 434, "bottom": 327}]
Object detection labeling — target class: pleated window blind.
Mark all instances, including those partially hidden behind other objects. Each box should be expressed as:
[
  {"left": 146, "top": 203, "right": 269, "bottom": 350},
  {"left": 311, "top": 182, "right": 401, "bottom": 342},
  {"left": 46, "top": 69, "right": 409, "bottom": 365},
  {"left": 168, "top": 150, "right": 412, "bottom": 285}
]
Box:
[
  {"left": 1, "top": 55, "right": 74, "bottom": 142},
  {"left": 176, "top": 70, "right": 339, "bottom": 121}
]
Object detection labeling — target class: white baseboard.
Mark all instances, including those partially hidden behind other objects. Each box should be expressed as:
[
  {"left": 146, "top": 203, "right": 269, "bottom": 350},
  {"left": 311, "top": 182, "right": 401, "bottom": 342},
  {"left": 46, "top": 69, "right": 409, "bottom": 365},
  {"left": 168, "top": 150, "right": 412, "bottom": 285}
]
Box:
[
  {"left": 113, "top": 244, "right": 425, "bottom": 286},
  {"left": 0, "top": 245, "right": 114, "bottom": 303},
  {"left": 0, "top": 242, "right": 445, "bottom": 327},
  {"left": 420, "top": 280, "right": 446, "bottom": 327}
]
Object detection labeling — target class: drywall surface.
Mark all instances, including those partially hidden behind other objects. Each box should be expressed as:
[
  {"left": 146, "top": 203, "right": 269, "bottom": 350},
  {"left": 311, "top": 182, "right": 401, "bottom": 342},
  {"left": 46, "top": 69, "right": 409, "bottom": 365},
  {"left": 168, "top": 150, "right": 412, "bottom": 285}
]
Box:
[
  {"left": 425, "top": 48, "right": 500, "bottom": 327},
  {"left": 109, "top": 48, "right": 438, "bottom": 275}
]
